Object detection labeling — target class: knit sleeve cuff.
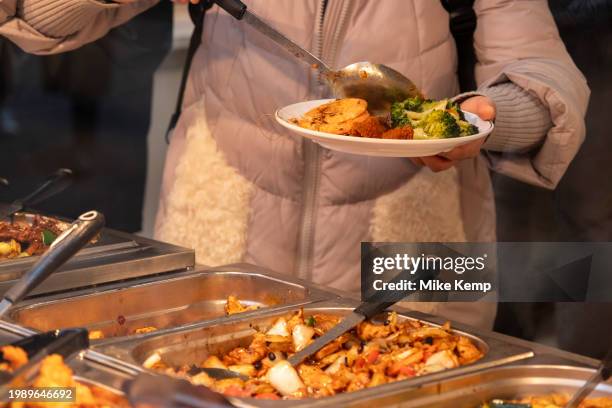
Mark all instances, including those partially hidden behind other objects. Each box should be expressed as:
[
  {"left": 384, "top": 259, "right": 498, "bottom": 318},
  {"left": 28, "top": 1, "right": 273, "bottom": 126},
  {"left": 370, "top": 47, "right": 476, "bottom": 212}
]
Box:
[
  {"left": 18, "top": 0, "right": 120, "bottom": 38},
  {"left": 478, "top": 82, "right": 553, "bottom": 153}
]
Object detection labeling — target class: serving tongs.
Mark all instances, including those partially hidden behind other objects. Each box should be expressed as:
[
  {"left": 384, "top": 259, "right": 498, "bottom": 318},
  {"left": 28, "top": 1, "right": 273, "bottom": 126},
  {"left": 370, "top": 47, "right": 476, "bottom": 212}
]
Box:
[
  {"left": 0, "top": 168, "right": 73, "bottom": 221},
  {"left": 124, "top": 371, "right": 235, "bottom": 407},
  {"left": 287, "top": 299, "right": 397, "bottom": 366},
  {"left": 0, "top": 210, "right": 105, "bottom": 317},
  {"left": 200, "top": 299, "right": 397, "bottom": 382},
  {"left": 212, "top": 0, "right": 420, "bottom": 114},
  {"left": 565, "top": 347, "right": 612, "bottom": 408},
  {"left": 0, "top": 328, "right": 89, "bottom": 396}
]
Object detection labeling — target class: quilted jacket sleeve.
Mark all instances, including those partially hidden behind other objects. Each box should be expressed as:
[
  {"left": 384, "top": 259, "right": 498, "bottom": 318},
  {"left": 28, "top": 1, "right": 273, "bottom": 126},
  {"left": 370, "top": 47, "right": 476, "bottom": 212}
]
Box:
[
  {"left": 473, "top": 0, "right": 590, "bottom": 189},
  {"left": 0, "top": 0, "right": 157, "bottom": 54}
]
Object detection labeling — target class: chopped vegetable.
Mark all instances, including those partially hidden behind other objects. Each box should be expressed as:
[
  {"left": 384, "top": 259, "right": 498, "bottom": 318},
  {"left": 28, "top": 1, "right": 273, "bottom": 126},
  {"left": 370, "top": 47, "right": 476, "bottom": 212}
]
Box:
[
  {"left": 41, "top": 229, "right": 57, "bottom": 246},
  {"left": 306, "top": 316, "right": 316, "bottom": 327},
  {"left": 390, "top": 96, "right": 478, "bottom": 139},
  {"left": 267, "top": 360, "right": 305, "bottom": 397},
  {"left": 414, "top": 110, "right": 461, "bottom": 139}
]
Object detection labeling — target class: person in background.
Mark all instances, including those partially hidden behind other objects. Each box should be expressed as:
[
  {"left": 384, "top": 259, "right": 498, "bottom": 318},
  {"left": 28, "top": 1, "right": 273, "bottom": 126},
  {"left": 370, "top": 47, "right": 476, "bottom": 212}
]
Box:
[
  {"left": 494, "top": 0, "right": 612, "bottom": 358},
  {"left": 0, "top": 3, "right": 171, "bottom": 232},
  {"left": 0, "top": 1, "right": 588, "bottom": 329}
]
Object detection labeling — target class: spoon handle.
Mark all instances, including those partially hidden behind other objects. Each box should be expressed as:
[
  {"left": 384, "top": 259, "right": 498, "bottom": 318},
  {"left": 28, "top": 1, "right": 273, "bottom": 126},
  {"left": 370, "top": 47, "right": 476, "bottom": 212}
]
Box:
[
  {"left": 214, "top": 0, "right": 333, "bottom": 74},
  {"left": 20, "top": 168, "right": 73, "bottom": 207}
]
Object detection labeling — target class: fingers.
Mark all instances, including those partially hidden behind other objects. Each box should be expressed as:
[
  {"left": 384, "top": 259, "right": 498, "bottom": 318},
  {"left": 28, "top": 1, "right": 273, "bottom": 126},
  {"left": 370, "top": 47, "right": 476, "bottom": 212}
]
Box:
[
  {"left": 409, "top": 157, "right": 425, "bottom": 167},
  {"left": 438, "top": 139, "right": 485, "bottom": 161},
  {"left": 460, "top": 96, "right": 496, "bottom": 121},
  {"left": 419, "top": 155, "right": 456, "bottom": 172}
]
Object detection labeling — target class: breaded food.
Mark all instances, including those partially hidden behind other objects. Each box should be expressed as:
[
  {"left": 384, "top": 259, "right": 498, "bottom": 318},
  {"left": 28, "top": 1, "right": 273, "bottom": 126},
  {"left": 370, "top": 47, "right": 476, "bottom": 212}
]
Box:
[
  {"left": 304, "top": 98, "right": 367, "bottom": 124},
  {"left": 381, "top": 126, "right": 414, "bottom": 140},
  {"left": 298, "top": 99, "right": 369, "bottom": 135},
  {"left": 351, "top": 116, "right": 387, "bottom": 138}
]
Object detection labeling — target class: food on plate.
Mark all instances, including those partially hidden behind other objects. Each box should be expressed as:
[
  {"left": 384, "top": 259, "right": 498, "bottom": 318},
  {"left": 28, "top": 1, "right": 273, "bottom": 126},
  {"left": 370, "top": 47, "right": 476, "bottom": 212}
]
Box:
[
  {"left": 292, "top": 95, "right": 479, "bottom": 141},
  {"left": 391, "top": 96, "right": 478, "bottom": 139},
  {"left": 294, "top": 98, "right": 413, "bottom": 139},
  {"left": 482, "top": 394, "right": 612, "bottom": 408},
  {"left": 225, "top": 295, "right": 259, "bottom": 316},
  {"left": 0, "top": 347, "right": 130, "bottom": 407},
  {"left": 0, "top": 215, "right": 67, "bottom": 259},
  {"left": 144, "top": 309, "right": 484, "bottom": 400}
]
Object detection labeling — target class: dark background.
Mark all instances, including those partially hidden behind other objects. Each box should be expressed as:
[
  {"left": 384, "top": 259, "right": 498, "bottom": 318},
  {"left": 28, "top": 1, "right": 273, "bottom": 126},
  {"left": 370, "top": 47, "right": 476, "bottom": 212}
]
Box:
[
  {"left": 493, "top": 0, "right": 612, "bottom": 357},
  {"left": 0, "top": 3, "right": 172, "bottom": 232}
]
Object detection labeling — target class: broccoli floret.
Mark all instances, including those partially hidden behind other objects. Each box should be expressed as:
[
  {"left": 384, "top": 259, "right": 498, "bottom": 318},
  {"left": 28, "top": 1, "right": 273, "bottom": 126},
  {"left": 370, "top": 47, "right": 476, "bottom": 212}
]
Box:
[
  {"left": 390, "top": 101, "right": 412, "bottom": 128},
  {"left": 416, "top": 110, "right": 461, "bottom": 139},
  {"left": 446, "top": 100, "right": 466, "bottom": 120},
  {"left": 400, "top": 96, "right": 426, "bottom": 112},
  {"left": 390, "top": 96, "right": 431, "bottom": 127},
  {"left": 458, "top": 120, "right": 478, "bottom": 136},
  {"left": 421, "top": 99, "right": 447, "bottom": 112}
]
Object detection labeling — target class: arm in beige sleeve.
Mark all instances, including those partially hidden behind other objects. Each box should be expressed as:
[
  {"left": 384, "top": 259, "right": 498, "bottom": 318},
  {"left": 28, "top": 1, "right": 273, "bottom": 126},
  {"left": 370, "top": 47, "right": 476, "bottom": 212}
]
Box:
[
  {"left": 473, "top": 0, "right": 590, "bottom": 190},
  {"left": 0, "top": 0, "right": 158, "bottom": 55}
]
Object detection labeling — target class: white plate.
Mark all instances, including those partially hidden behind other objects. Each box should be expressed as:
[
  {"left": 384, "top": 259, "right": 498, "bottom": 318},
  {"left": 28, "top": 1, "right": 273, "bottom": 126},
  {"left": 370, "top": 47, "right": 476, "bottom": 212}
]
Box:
[{"left": 275, "top": 99, "right": 494, "bottom": 157}]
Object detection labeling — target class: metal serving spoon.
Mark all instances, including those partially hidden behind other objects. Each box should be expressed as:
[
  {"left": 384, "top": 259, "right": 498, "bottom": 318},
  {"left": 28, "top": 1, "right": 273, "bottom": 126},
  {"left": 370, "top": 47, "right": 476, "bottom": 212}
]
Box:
[{"left": 213, "top": 0, "right": 421, "bottom": 114}]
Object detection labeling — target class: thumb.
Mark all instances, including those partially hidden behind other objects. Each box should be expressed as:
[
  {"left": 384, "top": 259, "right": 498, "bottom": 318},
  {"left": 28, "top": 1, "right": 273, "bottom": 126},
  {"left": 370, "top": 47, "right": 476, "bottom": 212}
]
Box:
[{"left": 460, "top": 96, "right": 496, "bottom": 121}]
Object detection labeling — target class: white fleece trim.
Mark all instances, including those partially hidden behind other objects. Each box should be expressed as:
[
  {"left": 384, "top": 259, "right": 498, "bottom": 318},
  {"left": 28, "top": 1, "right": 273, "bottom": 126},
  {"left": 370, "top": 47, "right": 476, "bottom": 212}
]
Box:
[
  {"left": 155, "top": 101, "right": 254, "bottom": 266},
  {"left": 370, "top": 169, "right": 498, "bottom": 329},
  {"left": 370, "top": 167, "right": 466, "bottom": 243}
]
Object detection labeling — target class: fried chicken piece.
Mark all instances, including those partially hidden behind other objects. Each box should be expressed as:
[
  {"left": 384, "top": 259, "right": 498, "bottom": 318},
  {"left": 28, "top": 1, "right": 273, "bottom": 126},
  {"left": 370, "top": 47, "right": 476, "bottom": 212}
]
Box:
[
  {"left": 298, "top": 364, "right": 334, "bottom": 397},
  {"left": 381, "top": 126, "right": 413, "bottom": 140},
  {"left": 456, "top": 335, "right": 483, "bottom": 365},
  {"left": 351, "top": 116, "right": 388, "bottom": 138},
  {"left": 223, "top": 333, "right": 267, "bottom": 365},
  {"left": 357, "top": 312, "right": 398, "bottom": 341}
]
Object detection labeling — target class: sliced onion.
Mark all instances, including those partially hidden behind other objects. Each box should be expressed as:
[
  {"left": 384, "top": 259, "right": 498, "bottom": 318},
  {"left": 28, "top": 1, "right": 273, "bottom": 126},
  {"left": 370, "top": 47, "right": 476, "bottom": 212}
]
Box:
[
  {"left": 266, "top": 317, "right": 289, "bottom": 337},
  {"left": 324, "top": 354, "right": 346, "bottom": 375},
  {"left": 292, "top": 324, "right": 315, "bottom": 352},
  {"left": 267, "top": 360, "right": 305, "bottom": 397},
  {"left": 425, "top": 350, "right": 458, "bottom": 369}
]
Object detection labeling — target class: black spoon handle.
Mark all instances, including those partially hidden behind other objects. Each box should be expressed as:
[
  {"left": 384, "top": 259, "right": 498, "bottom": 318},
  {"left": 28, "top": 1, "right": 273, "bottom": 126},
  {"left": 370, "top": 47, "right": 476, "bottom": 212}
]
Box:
[{"left": 20, "top": 168, "right": 73, "bottom": 207}]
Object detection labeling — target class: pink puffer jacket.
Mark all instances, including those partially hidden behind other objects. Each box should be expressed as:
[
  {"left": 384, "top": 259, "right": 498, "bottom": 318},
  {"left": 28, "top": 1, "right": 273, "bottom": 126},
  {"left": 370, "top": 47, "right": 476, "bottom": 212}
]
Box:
[{"left": 0, "top": 0, "right": 589, "bottom": 328}]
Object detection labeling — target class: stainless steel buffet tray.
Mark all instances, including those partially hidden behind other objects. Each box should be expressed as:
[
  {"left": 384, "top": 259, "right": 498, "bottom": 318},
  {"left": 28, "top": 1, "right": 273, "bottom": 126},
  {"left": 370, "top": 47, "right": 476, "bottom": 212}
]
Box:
[
  {"left": 0, "top": 322, "right": 133, "bottom": 405},
  {"left": 389, "top": 358, "right": 612, "bottom": 408},
  {"left": 0, "top": 226, "right": 195, "bottom": 297},
  {"left": 95, "top": 301, "right": 534, "bottom": 407},
  {"left": 6, "top": 264, "right": 336, "bottom": 343}
]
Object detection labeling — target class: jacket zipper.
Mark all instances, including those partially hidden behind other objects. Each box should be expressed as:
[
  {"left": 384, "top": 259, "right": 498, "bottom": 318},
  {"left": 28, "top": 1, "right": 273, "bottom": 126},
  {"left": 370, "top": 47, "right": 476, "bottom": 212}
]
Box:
[{"left": 295, "top": 0, "right": 349, "bottom": 280}]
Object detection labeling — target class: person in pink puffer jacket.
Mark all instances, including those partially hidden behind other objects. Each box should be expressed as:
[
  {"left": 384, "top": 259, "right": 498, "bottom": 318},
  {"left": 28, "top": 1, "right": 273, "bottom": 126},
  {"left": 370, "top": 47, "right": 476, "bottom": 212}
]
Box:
[{"left": 0, "top": 0, "right": 589, "bottom": 328}]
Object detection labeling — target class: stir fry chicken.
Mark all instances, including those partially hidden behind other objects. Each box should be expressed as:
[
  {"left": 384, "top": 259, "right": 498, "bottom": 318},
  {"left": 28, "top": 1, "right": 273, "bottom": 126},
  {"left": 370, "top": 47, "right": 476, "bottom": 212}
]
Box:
[
  {"left": 0, "top": 349, "right": 130, "bottom": 407},
  {"left": 0, "top": 216, "right": 65, "bottom": 259},
  {"left": 146, "top": 309, "right": 484, "bottom": 400},
  {"left": 484, "top": 394, "right": 612, "bottom": 408}
]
